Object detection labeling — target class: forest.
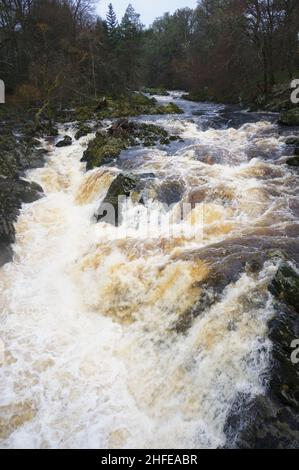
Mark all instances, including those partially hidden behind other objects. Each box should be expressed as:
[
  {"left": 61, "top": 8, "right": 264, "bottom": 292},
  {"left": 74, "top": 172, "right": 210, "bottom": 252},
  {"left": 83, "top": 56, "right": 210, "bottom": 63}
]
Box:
[{"left": 0, "top": 0, "right": 298, "bottom": 114}]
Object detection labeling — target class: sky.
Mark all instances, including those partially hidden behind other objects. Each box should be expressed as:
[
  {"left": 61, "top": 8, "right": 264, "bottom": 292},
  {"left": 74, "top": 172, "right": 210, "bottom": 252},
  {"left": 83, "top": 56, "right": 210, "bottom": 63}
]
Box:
[{"left": 97, "top": 0, "right": 198, "bottom": 27}]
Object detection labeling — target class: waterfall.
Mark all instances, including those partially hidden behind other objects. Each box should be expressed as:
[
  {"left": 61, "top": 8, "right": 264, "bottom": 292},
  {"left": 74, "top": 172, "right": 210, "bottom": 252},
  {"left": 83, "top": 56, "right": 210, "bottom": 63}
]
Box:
[{"left": 0, "top": 92, "right": 298, "bottom": 448}]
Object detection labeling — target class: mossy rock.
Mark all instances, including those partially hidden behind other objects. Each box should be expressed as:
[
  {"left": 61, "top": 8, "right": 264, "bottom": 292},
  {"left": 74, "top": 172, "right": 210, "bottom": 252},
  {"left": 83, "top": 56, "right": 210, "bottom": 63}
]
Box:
[
  {"left": 130, "top": 93, "right": 156, "bottom": 107},
  {"left": 72, "top": 94, "right": 182, "bottom": 121},
  {"left": 82, "top": 120, "right": 180, "bottom": 171},
  {"left": 269, "top": 263, "right": 299, "bottom": 312},
  {"left": 278, "top": 108, "right": 299, "bottom": 126},
  {"left": 73, "top": 105, "right": 95, "bottom": 122},
  {"left": 81, "top": 133, "right": 128, "bottom": 170},
  {"left": 75, "top": 124, "right": 92, "bottom": 140},
  {"left": 154, "top": 102, "right": 184, "bottom": 115},
  {"left": 182, "top": 89, "right": 213, "bottom": 102}
]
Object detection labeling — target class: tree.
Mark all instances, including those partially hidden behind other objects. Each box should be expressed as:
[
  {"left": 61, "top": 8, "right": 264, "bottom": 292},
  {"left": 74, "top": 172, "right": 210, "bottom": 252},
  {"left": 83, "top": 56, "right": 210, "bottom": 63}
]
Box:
[
  {"left": 120, "top": 3, "right": 143, "bottom": 38},
  {"left": 106, "top": 3, "right": 118, "bottom": 37},
  {"left": 118, "top": 4, "right": 143, "bottom": 90}
]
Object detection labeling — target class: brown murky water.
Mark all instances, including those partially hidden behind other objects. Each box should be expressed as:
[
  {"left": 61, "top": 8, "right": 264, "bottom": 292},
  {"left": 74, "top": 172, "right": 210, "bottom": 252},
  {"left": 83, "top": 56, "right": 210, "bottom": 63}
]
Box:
[{"left": 0, "top": 93, "right": 298, "bottom": 448}]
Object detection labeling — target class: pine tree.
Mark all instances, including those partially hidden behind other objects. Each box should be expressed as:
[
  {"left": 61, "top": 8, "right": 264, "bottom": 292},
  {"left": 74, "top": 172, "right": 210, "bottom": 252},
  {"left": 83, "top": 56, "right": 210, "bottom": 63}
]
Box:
[
  {"left": 118, "top": 4, "right": 143, "bottom": 89},
  {"left": 106, "top": 3, "right": 118, "bottom": 37},
  {"left": 120, "top": 4, "right": 143, "bottom": 39}
]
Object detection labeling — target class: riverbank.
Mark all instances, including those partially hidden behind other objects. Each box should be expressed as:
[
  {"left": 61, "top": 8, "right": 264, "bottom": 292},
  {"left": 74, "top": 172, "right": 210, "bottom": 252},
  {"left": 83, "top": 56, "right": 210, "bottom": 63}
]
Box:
[{"left": 183, "top": 81, "right": 299, "bottom": 114}]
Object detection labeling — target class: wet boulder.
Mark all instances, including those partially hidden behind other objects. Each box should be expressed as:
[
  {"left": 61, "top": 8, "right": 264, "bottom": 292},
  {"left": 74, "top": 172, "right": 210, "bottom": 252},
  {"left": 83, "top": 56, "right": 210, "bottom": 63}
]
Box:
[
  {"left": 223, "top": 261, "right": 299, "bottom": 449},
  {"left": 155, "top": 102, "right": 184, "bottom": 115},
  {"left": 108, "top": 119, "right": 136, "bottom": 139},
  {"left": 0, "top": 177, "right": 43, "bottom": 265},
  {"left": 269, "top": 263, "right": 299, "bottom": 313},
  {"left": 0, "top": 135, "right": 46, "bottom": 179},
  {"left": 286, "top": 156, "right": 299, "bottom": 167},
  {"left": 156, "top": 178, "right": 186, "bottom": 206},
  {"left": 81, "top": 132, "right": 127, "bottom": 170},
  {"left": 75, "top": 124, "right": 92, "bottom": 140},
  {"left": 285, "top": 136, "right": 299, "bottom": 146},
  {"left": 224, "top": 300, "right": 299, "bottom": 449},
  {"left": 96, "top": 173, "right": 142, "bottom": 226},
  {"left": 278, "top": 109, "right": 299, "bottom": 126},
  {"left": 55, "top": 135, "right": 72, "bottom": 147},
  {"left": 82, "top": 122, "right": 180, "bottom": 171}
]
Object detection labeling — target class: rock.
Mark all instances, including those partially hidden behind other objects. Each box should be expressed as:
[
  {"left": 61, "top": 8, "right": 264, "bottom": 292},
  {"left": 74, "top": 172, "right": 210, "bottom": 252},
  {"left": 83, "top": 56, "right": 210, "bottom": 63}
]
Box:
[
  {"left": 55, "top": 135, "right": 72, "bottom": 147},
  {"left": 82, "top": 122, "right": 180, "bottom": 170},
  {"left": 285, "top": 137, "right": 299, "bottom": 146},
  {"left": 0, "top": 125, "right": 47, "bottom": 266},
  {"left": 81, "top": 132, "right": 127, "bottom": 170},
  {"left": 155, "top": 102, "right": 184, "bottom": 115},
  {"left": 269, "top": 263, "right": 299, "bottom": 312},
  {"left": 0, "top": 243, "right": 13, "bottom": 266},
  {"left": 75, "top": 124, "right": 92, "bottom": 140},
  {"left": 96, "top": 173, "right": 141, "bottom": 226},
  {"left": 295, "top": 146, "right": 299, "bottom": 156},
  {"left": 224, "top": 261, "right": 299, "bottom": 449},
  {"left": 182, "top": 88, "right": 212, "bottom": 102},
  {"left": 0, "top": 132, "right": 46, "bottom": 179},
  {"left": 108, "top": 119, "right": 136, "bottom": 139},
  {"left": 156, "top": 178, "right": 186, "bottom": 205},
  {"left": 278, "top": 109, "right": 299, "bottom": 126},
  {"left": 224, "top": 301, "right": 299, "bottom": 449},
  {"left": 0, "top": 177, "right": 43, "bottom": 265},
  {"left": 286, "top": 156, "right": 299, "bottom": 167},
  {"left": 138, "top": 173, "right": 155, "bottom": 179}
]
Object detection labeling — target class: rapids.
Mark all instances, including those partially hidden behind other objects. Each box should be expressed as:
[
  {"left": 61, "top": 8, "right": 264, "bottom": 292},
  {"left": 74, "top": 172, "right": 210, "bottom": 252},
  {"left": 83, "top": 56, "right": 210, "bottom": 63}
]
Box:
[{"left": 0, "top": 92, "right": 298, "bottom": 448}]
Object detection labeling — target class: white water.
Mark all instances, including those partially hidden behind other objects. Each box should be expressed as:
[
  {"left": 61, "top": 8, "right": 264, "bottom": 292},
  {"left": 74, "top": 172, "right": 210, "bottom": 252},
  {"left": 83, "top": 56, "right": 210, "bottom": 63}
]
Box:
[{"left": 0, "top": 93, "right": 297, "bottom": 448}]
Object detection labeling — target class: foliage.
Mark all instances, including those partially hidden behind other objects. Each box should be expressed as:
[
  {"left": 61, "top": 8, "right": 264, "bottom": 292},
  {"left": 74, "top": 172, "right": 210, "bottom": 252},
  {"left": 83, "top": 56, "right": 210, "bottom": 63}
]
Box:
[{"left": 0, "top": 0, "right": 298, "bottom": 112}]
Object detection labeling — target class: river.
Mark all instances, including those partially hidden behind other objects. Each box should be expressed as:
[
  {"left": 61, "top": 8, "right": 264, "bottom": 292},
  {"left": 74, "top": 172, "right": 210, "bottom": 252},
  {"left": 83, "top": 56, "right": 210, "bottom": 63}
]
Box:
[{"left": 0, "top": 92, "right": 298, "bottom": 448}]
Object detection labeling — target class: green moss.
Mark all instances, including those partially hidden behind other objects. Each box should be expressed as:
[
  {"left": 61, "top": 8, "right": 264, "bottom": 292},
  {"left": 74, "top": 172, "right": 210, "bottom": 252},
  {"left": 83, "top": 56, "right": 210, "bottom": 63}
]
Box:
[
  {"left": 74, "top": 105, "right": 95, "bottom": 122},
  {"left": 58, "top": 93, "right": 184, "bottom": 123},
  {"left": 82, "top": 133, "right": 128, "bottom": 170},
  {"left": 81, "top": 120, "right": 181, "bottom": 170},
  {"left": 182, "top": 89, "right": 213, "bottom": 102},
  {"left": 154, "top": 102, "right": 184, "bottom": 115},
  {"left": 75, "top": 124, "right": 92, "bottom": 140}
]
